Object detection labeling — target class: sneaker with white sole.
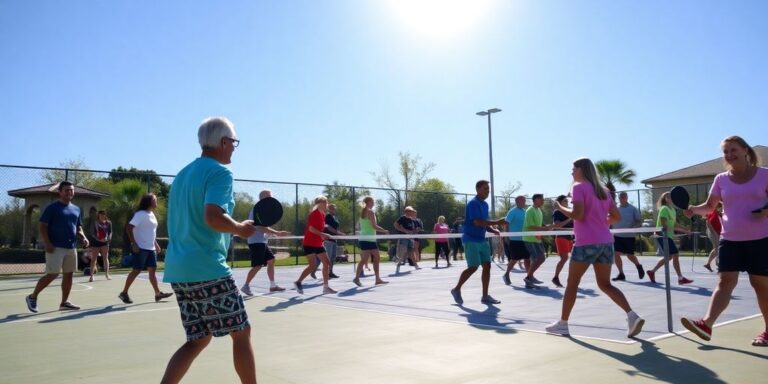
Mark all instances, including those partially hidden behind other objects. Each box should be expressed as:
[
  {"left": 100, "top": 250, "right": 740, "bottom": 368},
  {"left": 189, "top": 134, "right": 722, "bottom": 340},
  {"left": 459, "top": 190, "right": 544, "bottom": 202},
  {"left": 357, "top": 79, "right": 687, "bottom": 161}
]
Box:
[
  {"left": 294, "top": 281, "right": 304, "bottom": 294},
  {"left": 322, "top": 286, "right": 337, "bottom": 294},
  {"left": 627, "top": 312, "right": 645, "bottom": 337},
  {"left": 240, "top": 285, "right": 254, "bottom": 297},
  {"left": 25, "top": 295, "right": 38, "bottom": 313},
  {"left": 481, "top": 295, "right": 500, "bottom": 304},
  {"left": 59, "top": 302, "right": 80, "bottom": 311},
  {"left": 545, "top": 321, "right": 570, "bottom": 336}
]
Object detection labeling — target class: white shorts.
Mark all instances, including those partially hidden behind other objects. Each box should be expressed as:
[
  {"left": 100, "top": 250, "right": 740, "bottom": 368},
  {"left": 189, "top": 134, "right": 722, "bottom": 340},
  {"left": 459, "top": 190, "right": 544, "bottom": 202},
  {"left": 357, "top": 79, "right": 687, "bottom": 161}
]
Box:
[{"left": 45, "top": 247, "right": 77, "bottom": 274}]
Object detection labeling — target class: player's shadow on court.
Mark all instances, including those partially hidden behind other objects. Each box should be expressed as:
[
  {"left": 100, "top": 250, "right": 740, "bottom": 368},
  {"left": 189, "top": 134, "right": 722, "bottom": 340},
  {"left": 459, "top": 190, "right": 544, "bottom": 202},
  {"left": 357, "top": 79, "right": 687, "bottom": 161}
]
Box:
[
  {"left": 570, "top": 337, "right": 725, "bottom": 383},
  {"left": 680, "top": 334, "right": 768, "bottom": 360},
  {"left": 455, "top": 304, "right": 520, "bottom": 334},
  {"left": 38, "top": 304, "right": 132, "bottom": 323},
  {"left": 261, "top": 296, "right": 318, "bottom": 312},
  {"left": 625, "top": 281, "right": 712, "bottom": 296},
  {"left": 510, "top": 286, "right": 564, "bottom": 299},
  {"left": 337, "top": 286, "right": 376, "bottom": 297}
]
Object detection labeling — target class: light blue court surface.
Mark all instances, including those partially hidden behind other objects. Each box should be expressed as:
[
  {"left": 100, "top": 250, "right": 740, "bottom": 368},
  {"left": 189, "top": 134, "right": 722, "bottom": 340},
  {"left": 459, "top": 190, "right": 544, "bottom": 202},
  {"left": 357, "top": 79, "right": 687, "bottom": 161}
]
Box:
[
  {"left": 1, "top": 255, "right": 766, "bottom": 383},
  {"left": 230, "top": 255, "right": 757, "bottom": 343}
]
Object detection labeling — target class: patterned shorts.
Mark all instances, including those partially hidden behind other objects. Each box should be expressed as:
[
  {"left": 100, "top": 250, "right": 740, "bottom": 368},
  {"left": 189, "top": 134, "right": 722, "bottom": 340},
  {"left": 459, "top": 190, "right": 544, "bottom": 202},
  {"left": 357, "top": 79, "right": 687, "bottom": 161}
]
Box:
[
  {"left": 171, "top": 276, "right": 249, "bottom": 341},
  {"left": 571, "top": 243, "right": 615, "bottom": 265}
]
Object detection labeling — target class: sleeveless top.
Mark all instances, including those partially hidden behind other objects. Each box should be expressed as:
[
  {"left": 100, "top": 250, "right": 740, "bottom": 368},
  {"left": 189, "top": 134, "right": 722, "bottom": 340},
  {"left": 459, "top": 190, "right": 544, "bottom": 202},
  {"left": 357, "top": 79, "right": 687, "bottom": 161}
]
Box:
[{"left": 359, "top": 214, "right": 376, "bottom": 242}]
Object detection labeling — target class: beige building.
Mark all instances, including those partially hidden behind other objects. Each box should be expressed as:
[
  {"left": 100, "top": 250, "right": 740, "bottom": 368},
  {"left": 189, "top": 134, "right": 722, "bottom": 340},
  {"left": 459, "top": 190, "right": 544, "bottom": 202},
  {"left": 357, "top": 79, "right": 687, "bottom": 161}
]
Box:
[{"left": 641, "top": 145, "right": 767, "bottom": 205}]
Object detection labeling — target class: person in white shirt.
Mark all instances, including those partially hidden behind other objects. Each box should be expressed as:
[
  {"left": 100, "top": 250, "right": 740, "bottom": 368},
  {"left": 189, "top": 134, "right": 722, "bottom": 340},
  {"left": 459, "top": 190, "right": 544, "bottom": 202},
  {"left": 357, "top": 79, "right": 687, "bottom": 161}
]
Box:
[{"left": 119, "top": 193, "right": 173, "bottom": 304}]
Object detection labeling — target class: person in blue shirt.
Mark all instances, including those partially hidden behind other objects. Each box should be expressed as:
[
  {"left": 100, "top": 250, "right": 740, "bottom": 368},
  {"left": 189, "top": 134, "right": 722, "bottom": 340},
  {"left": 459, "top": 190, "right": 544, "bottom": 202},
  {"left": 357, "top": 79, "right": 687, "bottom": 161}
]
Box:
[
  {"left": 25, "top": 181, "right": 89, "bottom": 313},
  {"left": 501, "top": 195, "right": 530, "bottom": 285},
  {"left": 161, "top": 117, "right": 258, "bottom": 384},
  {"left": 450, "top": 180, "right": 506, "bottom": 305}
]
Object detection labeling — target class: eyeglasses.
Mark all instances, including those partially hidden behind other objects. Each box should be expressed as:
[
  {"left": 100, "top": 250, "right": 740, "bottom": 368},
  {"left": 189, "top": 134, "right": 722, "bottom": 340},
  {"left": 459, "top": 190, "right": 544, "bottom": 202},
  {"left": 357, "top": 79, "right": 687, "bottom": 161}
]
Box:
[{"left": 225, "top": 137, "right": 240, "bottom": 148}]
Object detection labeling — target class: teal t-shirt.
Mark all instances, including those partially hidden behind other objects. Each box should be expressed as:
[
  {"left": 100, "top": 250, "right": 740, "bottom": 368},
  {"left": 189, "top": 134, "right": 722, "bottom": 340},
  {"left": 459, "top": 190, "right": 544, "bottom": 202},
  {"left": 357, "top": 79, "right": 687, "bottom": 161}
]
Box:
[
  {"left": 164, "top": 157, "right": 235, "bottom": 283},
  {"left": 657, "top": 205, "right": 676, "bottom": 237},
  {"left": 522, "top": 206, "right": 543, "bottom": 243}
]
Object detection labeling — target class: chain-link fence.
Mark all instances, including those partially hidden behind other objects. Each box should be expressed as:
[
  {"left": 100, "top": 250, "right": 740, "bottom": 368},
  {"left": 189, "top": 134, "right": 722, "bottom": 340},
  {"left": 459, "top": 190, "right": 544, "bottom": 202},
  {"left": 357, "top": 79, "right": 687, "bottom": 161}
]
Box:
[{"left": 0, "top": 164, "right": 715, "bottom": 275}]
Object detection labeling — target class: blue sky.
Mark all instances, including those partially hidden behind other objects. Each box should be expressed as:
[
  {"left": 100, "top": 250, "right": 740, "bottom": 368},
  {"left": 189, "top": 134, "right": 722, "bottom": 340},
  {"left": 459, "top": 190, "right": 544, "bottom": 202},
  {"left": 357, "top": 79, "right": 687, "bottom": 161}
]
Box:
[{"left": 1, "top": 0, "right": 766, "bottom": 199}]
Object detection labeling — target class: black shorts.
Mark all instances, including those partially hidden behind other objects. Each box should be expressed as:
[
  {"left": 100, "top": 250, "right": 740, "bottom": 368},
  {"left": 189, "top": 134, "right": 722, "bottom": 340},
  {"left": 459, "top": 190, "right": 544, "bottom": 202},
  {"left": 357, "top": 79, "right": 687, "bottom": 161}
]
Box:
[
  {"left": 303, "top": 246, "right": 326, "bottom": 255},
  {"left": 613, "top": 236, "right": 636, "bottom": 255},
  {"left": 656, "top": 237, "right": 679, "bottom": 255},
  {"left": 248, "top": 243, "right": 274, "bottom": 267},
  {"left": 359, "top": 241, "right": 378, "bottom": 251},
  {"left": 505, "top": 240, "right": 529, "bottom": 261},
  {"left": 91, "top": 239, "right": 109, "bottom": 248},
  {"left": 718, "top": 237, "right": 768, "bottom": 276}
]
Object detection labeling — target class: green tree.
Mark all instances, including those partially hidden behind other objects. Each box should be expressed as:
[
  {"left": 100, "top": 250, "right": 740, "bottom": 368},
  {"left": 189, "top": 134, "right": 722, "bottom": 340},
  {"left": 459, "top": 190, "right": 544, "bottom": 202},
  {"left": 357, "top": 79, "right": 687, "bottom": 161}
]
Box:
[
  {"left": 495, "top": 182, "right": 523, "bottom": 215},
  {"left": 371, "top": 151, "right": 436, "bottom": 210},
  {"left": 595, "top": 159, "right": 637, "bottom": 193},
  {"left": 108, "top": 166, "right": 171, "bottom": 198},
  {"left": 41, "top": 158, "right": 99, "bottom": 187},
  {"left": 92, "top": 178, "right": 148, "bottom": 250}
]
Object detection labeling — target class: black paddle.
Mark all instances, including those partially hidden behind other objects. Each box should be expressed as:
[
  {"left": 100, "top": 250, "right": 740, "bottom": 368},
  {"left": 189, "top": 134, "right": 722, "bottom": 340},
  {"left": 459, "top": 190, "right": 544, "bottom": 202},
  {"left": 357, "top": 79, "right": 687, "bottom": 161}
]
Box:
[
  {"left": 670, "top": 186, "right": 690, "bottom": 210},
  {"left": 251, "top": 197, "right": 283, "bottom": 227}
]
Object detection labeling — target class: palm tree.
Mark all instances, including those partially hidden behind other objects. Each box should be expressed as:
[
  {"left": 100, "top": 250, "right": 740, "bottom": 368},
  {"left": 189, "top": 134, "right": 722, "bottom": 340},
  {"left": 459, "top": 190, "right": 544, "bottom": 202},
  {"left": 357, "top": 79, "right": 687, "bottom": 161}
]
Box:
[{"left": 595, "top": 160, "right": 637, "bottom": 192}]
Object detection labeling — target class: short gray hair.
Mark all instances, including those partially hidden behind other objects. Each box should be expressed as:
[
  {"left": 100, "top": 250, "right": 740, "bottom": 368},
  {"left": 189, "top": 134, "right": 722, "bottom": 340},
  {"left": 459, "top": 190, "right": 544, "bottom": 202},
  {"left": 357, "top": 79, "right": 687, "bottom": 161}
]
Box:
[{"left": 198, "top": 117, "right": 236, "bottom": 150}]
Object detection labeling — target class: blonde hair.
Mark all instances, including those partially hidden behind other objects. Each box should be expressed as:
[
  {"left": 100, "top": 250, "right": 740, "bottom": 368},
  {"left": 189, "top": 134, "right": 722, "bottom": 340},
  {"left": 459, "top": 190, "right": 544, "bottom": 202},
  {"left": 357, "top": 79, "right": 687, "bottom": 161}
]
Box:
[
  {"left": 312, "top": 195, "right": 328, "bottom": 211},
  {"left": 437, "top": 215, "right": 445, "bottom": 223},
  {"left": 573, "top": 157, "right": 608, "bottom": 200},
  {"left": 722, "top": 135, "right": 761, "bottom": 169},
  {"left": 360, "top": 196, "right": 374, "bottom": 218}
]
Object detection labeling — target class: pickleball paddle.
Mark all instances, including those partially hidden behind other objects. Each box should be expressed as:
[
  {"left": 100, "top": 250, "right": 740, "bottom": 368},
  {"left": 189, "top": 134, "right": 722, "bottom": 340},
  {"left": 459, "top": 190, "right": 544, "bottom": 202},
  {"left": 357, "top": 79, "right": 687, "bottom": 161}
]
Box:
[{"left": 251, "top": 197, "right": 283, "bottom": 226}]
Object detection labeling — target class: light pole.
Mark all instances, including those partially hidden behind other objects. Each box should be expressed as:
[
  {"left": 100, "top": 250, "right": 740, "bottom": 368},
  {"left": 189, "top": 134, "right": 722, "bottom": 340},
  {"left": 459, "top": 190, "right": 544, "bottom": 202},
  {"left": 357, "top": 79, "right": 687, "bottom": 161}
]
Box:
[{"left": 476, "top": 108, "right": 501, "bottom": 217}]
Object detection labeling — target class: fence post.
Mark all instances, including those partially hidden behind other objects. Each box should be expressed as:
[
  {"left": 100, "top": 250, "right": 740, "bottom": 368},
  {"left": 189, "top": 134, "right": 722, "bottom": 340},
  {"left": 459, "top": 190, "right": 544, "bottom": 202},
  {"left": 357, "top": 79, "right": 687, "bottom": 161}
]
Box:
[
  {"left": 295, "top": 183, "right": 299, "bottom": 266},
  {"left": 663, "top": 235, "right": 673, "bottom": 332}
]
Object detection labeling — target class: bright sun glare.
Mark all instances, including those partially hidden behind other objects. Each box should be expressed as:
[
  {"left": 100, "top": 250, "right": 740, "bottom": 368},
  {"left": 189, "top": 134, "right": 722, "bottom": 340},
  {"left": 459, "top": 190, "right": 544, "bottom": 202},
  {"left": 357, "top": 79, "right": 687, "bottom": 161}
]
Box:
[{"left": 387, "top": 0, "right": 492, "bottom": 39}]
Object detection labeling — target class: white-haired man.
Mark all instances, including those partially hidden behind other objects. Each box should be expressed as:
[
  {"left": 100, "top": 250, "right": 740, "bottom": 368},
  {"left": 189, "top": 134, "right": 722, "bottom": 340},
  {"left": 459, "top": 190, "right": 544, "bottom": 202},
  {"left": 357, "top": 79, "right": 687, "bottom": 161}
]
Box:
[{"left": 161, "top": 117, "right": 258, "bottom": 384}]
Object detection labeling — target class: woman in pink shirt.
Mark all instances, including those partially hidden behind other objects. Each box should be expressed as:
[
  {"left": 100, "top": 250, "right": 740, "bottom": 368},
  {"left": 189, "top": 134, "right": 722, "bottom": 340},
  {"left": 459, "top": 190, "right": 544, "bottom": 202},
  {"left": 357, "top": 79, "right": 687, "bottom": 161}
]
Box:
[
  {"left": 433, "top": 215, "right": 451, "bottom": 268},
  {"left": 681, "top": 136, "right": 768, "bottom": 347},
  {"left": 545, "top": 157, "right": 645, "bottom": 338}
]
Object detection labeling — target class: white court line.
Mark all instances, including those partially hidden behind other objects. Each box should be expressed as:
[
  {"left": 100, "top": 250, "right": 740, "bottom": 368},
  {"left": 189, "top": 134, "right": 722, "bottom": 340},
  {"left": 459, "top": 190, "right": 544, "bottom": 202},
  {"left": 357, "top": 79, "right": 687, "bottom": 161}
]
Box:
[
  {"left": 645, "top": 313, "right": 764, "bottom": 343},
  {"left": 0, "top": 305, "right": 178, "bottom": 326},
  {"left": 0, "top": 282, "right": 93, "bottom": 297}
]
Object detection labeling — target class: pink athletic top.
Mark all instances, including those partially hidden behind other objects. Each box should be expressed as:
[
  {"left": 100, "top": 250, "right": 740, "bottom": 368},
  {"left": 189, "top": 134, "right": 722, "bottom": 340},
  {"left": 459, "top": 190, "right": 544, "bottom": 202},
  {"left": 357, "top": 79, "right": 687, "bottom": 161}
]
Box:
[
  {"left": 709, "top": 167, "right": 768, "bottom": 241},
  {"left": 571, "top": 181, "right": 614, "bottom": 246},
  {"left": 433, "top": 223, "right": 450, "bottom": 243}
]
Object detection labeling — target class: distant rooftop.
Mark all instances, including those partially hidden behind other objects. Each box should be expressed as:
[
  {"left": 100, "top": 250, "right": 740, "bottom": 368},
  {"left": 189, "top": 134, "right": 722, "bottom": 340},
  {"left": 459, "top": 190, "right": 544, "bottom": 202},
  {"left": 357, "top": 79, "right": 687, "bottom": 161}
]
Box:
[{"left": 7, "top": 183, "right": 110, "bottom": 198}]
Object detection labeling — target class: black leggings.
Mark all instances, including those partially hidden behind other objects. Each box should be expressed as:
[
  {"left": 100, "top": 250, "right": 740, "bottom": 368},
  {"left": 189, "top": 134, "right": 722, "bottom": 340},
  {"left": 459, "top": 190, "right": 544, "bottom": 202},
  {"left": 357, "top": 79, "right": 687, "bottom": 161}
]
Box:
[{"left": 435, "top": 242, "right": 451, "bottom": 260}]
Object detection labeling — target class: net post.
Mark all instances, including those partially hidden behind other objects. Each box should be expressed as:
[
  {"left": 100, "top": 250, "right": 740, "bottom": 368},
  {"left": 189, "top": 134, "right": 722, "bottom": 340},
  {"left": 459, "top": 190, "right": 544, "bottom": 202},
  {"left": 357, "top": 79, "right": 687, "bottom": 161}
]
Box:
[{"left": 664, "top": 235, "right": 673, "bottom": 332}]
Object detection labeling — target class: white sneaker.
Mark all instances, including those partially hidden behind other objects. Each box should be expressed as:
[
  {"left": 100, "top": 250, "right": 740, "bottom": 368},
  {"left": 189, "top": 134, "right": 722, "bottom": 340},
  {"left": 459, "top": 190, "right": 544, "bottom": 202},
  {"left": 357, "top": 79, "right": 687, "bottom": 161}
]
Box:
[
  {"left": 627, "top": 312, "right": 645, "bottom": 337},
  {"left": 240, "top": 285, "right": 253, "bottom": 297},
  {"left": 545, "top": 321, "right": 569, "bottom": 336}
]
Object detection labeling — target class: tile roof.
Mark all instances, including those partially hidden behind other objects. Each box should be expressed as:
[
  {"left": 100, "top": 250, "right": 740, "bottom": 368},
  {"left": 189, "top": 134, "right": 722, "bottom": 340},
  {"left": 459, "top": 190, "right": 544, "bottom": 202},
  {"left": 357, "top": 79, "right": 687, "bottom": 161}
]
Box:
[
  {"left": 7, "top": 183, "right": 110, "bottom": 198},
  {"left": 641, "top": 145, "right": 768, "bottom": 184}
]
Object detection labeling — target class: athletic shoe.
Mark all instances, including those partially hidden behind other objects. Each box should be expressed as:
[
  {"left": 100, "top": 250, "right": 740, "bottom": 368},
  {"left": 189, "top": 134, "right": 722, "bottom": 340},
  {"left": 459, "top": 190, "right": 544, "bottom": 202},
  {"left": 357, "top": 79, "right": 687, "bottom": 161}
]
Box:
[
  {"left": 322, "top": 286, "right": 337, "bottom": 294},
  {"left": 269, "top": 286, "right": 286, "bottom": 292},
  {"left": 502, "top": 273, "right": 511, "bottom": 285},
  {"left": 310, "top": 272, "right": 317, "bottom": 280},
  {"left": 703, "top": 264, "right": 713, "bottom": 273},
  {"left": 25, "top": 295, "right": 38, "bottom": 313},
  {"left": 59, "top": 302, "right": 80, "bottom": 311},
  {"left": 352, "top": 277, "right": 362, "bottom": 287},
  {"left": 612, "top": 273, "right": 626, "bottom": 281},
  {"left": 627, "top": 312, "right": 645, "bottom": 337},
  {"left": 240, "top": 285, "right": 254, "bottom": 296},
  {"left": 481, "top": 295, "right": 501, "bottom": 304},
  {"left": 681, "top": 317, "right": 712, "bottom": 341},
  {"left": 636, "top": 264, "right": 645, "bottom": 279},
  {"left": 523, "top": 277, "right": 538, "bottom": 289},
  {"left": 155, "top": 292, "right": 173, "bottom": 302},
  {"left": 395, "top": 264, "right": 401, "bottom": 274},
  {"left": 647, "top": 270, "right": 656, "bottom": 283},
  {"left": 679, "top": 277, "right": 694, "bottom": 285},
  {"left": 552, "top": 276, "right": 563, "bottom": 288},
  {"left": 545, "top": 321, "right": 569, "bottom": 336},
  {"left": 294, "top": 281, "right": 303, "bottom": 294},
  {"left": 531, "top": 277, "right": 544, "bottom": 284},
  {"left": 329, "top": 273, "right": 340, "bottom": 279},
  {"left": 118, "top": 292, "right": 133, "bottom": 304},
  {"left": 450, "top": 288, "right": 463, "bottom": 305}
]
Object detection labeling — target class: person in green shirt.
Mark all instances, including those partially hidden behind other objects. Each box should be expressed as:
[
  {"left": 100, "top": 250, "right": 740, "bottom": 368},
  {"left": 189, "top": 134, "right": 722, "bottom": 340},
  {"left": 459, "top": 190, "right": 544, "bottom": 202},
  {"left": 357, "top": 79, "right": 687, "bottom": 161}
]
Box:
[
  {"left": 522, "top": 194, "right": 551, "bottom": 288},
  {"left": 646, "top": 191, "right": 694, "bottom": 285}
]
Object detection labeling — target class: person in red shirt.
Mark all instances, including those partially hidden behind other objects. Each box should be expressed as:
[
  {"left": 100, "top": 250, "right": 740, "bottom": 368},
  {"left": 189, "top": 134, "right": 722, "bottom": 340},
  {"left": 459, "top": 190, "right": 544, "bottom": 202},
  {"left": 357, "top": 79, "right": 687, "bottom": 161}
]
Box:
[
  {"left": 703, "top": 203, "right": 723, "bottom": 272},
  {"left": 294, "top": 196, "right": 336, "bottom": 294}
]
